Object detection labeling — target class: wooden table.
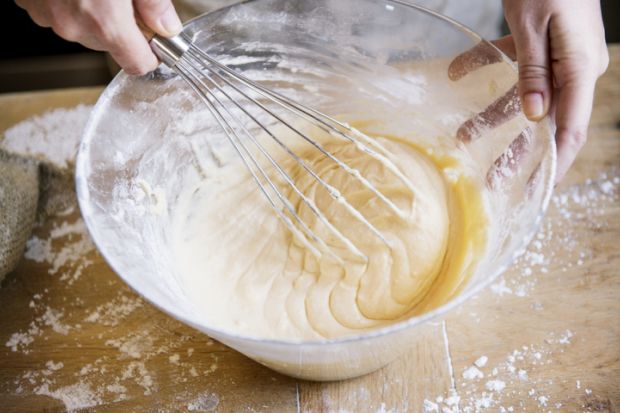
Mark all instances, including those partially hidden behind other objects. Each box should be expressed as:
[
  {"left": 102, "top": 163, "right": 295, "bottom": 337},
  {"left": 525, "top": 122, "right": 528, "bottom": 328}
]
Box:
[{"left": 1, "top": 46, "right": 618, "bottom": 413}]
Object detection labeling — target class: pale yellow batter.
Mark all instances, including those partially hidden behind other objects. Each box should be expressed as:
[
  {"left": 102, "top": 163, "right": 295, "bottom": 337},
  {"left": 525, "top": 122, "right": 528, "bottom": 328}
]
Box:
[{"left": 171, "top": 121, "right": 488, "bottom": 340}]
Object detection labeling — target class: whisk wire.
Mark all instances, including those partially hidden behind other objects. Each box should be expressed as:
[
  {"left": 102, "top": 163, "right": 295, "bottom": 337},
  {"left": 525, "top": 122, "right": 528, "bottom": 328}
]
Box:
[
  {"left": 151, "top": 34, "right": 416, "bottom": 263},
  {"left": 182, "top": 59, "right": 369, "bottom": 261},
  {"left": 177, "top": 58, "right": 363, "bottom": 263},
  {"left": 183, "top": 51, "right": 390, "bottom": 249},
  {"left": 188, "top": 45, "right": 413, "bottom": 219}
]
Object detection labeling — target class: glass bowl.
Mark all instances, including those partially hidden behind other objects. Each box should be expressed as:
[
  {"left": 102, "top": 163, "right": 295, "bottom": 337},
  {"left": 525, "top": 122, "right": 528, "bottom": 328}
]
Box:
[{"left": 76, "top": 0, "right": 555, "bottom": 381}]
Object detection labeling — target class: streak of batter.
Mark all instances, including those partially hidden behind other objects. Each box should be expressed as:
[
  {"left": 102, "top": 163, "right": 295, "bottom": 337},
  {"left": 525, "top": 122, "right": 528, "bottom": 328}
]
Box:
[{"left": 171, "top": 121, "right": 489, "bottom": 340}]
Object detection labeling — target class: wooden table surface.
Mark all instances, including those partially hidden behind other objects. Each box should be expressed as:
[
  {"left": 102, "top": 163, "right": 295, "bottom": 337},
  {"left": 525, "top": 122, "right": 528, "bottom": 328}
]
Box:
[{"left": 1, "top": 46, "right": 618, "bottom": 413}]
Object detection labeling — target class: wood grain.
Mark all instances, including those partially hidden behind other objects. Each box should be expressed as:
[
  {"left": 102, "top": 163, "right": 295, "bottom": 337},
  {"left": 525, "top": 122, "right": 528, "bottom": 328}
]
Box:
[{"left": 0, "top": 46, "right": 618, "bottom": 413}]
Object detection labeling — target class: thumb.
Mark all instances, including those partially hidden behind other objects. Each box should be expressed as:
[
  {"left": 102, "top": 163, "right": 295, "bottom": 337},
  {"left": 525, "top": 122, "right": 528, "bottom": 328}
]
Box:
[
  {"left": 512, "top": 27, "right": 553, "bottom": 121},
  {"left": 134, "top": 0, "right": 183, "bottom": 37}
]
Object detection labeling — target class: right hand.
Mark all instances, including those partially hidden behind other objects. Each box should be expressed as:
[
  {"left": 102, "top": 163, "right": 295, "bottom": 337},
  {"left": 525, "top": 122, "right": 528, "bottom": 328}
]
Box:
[{"left": 16, "top": 0, "right": 183, "bottom": 75}]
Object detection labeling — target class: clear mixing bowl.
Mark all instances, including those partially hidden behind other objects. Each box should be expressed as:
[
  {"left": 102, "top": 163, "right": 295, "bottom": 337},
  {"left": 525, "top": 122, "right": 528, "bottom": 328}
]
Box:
[{"left": 76, "top": 0, "right": 555, "bottom": 381}]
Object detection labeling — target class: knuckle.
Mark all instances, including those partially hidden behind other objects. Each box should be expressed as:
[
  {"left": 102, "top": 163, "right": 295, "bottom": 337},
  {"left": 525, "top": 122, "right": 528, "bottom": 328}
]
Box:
[
  {"left": 76, "top": 3, "right": 118, "bottom": 43},
  {"left": 135, "top": 0, "right": 170, "bottom": 15},
  {"left": 53, "top": 23, "right": 80, "bottom": 42},
  {"left": 519, "top": 64, "right": 551, "bottom": 81},
  {"left": 95, "top": 21, "right": 125, "bottom": 46},
  {"left": 75, "top": 0, "right": 103, "bottom": 20}
]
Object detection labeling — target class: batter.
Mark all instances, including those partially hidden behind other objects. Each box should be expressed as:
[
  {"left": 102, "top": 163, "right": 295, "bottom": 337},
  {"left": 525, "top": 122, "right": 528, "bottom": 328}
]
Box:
[{"left": 171, "top": 121, "right": 489, "bottom": 340}]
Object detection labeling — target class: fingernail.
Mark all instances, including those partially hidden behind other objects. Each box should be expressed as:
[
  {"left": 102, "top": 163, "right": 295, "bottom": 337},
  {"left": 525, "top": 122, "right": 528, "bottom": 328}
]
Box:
[
  {"left": 523, "top": 92, "right": 544, "bottom": 120},
  {"left": 160, "top": 7, "right": 182, "bottom": 35}
]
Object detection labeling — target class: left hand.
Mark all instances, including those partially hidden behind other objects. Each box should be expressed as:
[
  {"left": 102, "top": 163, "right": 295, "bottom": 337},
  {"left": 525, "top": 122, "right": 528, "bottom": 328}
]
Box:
[{"left": 449, "top": 0, "right": 609, "bottom": 183}]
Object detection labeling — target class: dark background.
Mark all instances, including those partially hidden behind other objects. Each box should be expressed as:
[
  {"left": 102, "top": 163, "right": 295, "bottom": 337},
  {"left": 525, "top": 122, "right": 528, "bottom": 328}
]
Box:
[{"left": 0, "top": 1, "right": 618, "bottom": 93}]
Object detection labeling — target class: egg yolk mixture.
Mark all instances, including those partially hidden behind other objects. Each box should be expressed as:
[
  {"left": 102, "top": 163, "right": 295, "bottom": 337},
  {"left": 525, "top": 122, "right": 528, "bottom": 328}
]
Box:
[{"left": 172, "top": 122, "right": 488, "bottom": 340}]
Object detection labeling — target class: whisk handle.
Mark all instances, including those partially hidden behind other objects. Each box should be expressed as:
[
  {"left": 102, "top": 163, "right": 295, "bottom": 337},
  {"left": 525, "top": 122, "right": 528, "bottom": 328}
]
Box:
[{"left": 136, "top": 17, "right": 190, "bottom": 68}]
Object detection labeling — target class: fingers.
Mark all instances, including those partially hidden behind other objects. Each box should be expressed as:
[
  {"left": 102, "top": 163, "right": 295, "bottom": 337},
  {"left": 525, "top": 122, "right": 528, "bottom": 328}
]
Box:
[
  {"left": 508, "top": 16, "right": 553, "bottom": 122},
  {"left": 486, "top": 128, "right": 531, "bottom": 189},
  {"left": 106, "top": 19, "right": 160, "bottom": 75},
  {"left": 554, "top": 79, "right": 596, "bottom": 182},
  {"left": 15, "top": 0, "right": 52, "bottom": 27},
  {"left": 447, "top": 36, "right": 516, "bottom": 82},
  {"left": 448, "top": 41, "right": 503, "bottom": 81},
  {"left": 79, "top": 1, "right": 159, "bottom": 75},
  {"left": 456, "top": 85, "right": 520, "bottom": 142},
  {"left": 492, "top": 35, "right": 517, "bottom": 61},
  {"left": 134, "top": 0, "right": 183, "bottom": 37},
  {"left": 16, "top": 0, "right": 171, "bottom": 75}
]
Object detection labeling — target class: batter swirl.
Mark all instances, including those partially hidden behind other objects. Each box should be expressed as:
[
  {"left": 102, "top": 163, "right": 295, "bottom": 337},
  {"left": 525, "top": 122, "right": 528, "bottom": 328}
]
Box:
[{"left": 172, "top": 123, "right": 488, "bottom": 340}]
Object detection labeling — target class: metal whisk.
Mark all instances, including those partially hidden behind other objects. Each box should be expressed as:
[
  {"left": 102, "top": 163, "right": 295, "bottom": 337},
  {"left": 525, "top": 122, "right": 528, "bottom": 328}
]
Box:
[{"left": 149, "top": 34, "right": 415, "bottom": 263}]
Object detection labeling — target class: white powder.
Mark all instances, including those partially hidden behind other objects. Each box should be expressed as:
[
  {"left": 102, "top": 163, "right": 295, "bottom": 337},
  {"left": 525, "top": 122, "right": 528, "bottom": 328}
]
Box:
[
  {"left": 187, "top": 392, "right": 220, "bottom": 412},
  {"left": 5, "top": 306, "right": 69, "bottom": 352},
  {"left": 5, "top": 99, "right": 616, "bottom": 412},
  {"left": 1, "top": 104, "right": 93, "bottom": 169},
  {"left": 474, "top": 356, "right": 488, "bottom": 368},
  {"left": 490, "top": 171, "right": 619, "bottom": 300},
  {"left": 6, "top": 329, "right": 37, "bottom": 352},
  {"left": 23, "top": 216, "right": 96, "bottom": 287},
  {"left": 41, "top": 307, "right": 70, "bottom": 335},
  {"left": 426, "top": 325, "right": 588, "bottom": 413},
  {"left": 490, "top": 279, "right": 512, "bottom": 296},
  {"left": 485, "top": 380, "right": 506, "bottom": 392},
  {"left": 462, "top": 366, "right": 484, "bottom": 380},
  {"left": 23, "top": 237, "right": 53, "bottom": 263},
  {"left": 35, "top": 382, "right": 101, "bottom": 412},
  {"left": 105, "top": 330, "right": 155, "bottom": 359},
  {"left": 557, "top": 330, "right": 574, "bottom": 344},
  {"left": 423, "top": 399, "right": 439, "bottom": 412},
  {"left": 46, "top": 360, "right": 64, "bottom": 371},
  {"left": 120, "top": 361, "right": 155, "bottom": 395},
  {"left": 169, "top": 354, "right": 181, "bottom": 364},
  {"left": 106, "top": 383, "right": 128, "bottom": 401},
  {"left": 84, "top": 294, "right": 143, "bottom": 326},
  {"left": 538, "top": 395, "right": 549, "bottom": 407}
]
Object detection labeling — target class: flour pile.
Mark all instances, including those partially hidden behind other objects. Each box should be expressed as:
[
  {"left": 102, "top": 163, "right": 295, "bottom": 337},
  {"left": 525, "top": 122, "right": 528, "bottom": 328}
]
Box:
[{"left": 0, "top": 105, "right": 93, "bottom": 283}]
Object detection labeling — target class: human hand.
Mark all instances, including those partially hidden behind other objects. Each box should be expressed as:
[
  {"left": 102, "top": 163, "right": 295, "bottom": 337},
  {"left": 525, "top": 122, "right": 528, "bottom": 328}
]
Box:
[
  {"left": 15, "top": 0, "right": 183, "bottom": 75},
  {"left": 449, "top": 0, "right": 608, "bottom": 183}
]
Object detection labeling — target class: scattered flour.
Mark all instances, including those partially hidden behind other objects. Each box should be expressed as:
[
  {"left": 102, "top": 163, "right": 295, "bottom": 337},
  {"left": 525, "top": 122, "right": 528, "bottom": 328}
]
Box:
[
  {"left": 187, "top": 392, "right": 220, "bottom": 412},
  {"left": 6, "top": 327, "right": 38, "bottom": 352},
  {"left": 3, "top": 104, "right": 229, "bottom": 412},
  {"left": 46, "top": 360, "right": 64, "bottom": 371},
  {"left": 40, "top": 306, "right": 71, "bottom": 335},
  {"left": 474, "top": 356, "right": 488, "bottom": 368},
  {"left": 35, "top": 382, "right": 101, "bottom": 412},
  {"left": 105, "top": 330, "right": 155, "bottom": 359},
  {"left": 423, "top": 171, "right": 619, "bottom": 413},
  {"left": 490, "top": 172, "right": 619, "bottom": 299},
  {"left": 4, "top": 100, "right": 616, "bottom": 413},
  {"left": 169, "top": 353, "right": 181, "bottom": 364},
  {"left": 485, "top": 380, "right": 506, "bottom": 392},
  {"left": 24, "top": 218, "right": 95, "bottom": 283},
  {"left": 5, "top": 306, "right": 69, "bottom": 352},
  {"left": 120, "top": 361, "right": 155, "bottom": 395},
  {"left": 1, "top": 104, "right": 93, "bottom": 169},
  {"left": 462, "top": 366, "right": 484, "bottom": 380},
  {"left": 84, "top": 294, "right": 143, "bottom": 326}
]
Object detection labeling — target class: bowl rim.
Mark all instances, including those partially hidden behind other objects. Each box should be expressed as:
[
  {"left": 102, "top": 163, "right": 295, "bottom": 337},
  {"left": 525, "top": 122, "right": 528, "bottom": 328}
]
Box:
[{"left": 76, "top": 0, "right": 557, "bottom": 347}]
